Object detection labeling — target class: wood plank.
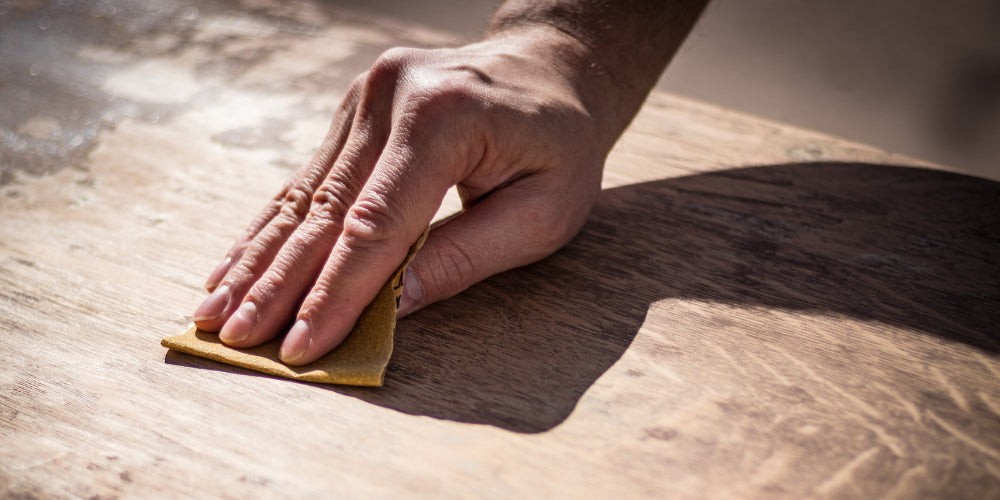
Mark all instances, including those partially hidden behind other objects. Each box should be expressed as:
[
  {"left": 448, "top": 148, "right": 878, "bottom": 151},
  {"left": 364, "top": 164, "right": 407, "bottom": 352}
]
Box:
[{"left": 1, "top": 0, "right": 998, "bottom": 498}]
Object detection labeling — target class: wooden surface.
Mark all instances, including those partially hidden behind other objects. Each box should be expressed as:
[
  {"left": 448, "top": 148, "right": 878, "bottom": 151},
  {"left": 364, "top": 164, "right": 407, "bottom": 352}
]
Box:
[{"left": 2, "top": 1, "right": 999, "bottom": 498}]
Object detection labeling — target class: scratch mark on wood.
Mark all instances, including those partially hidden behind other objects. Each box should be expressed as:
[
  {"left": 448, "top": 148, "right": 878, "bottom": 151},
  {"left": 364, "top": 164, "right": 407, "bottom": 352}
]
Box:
[
  {"left": 814, "top": 446, "right": 880, "bottom": 495},
  {"left": 7, "top": 451, "right": 71, "bottom": 471},
  {"left": 744, "top": 350, "right": 792, "bottom": 386},
  {"left": 978, "top": 391, "right": 1000, "bottom": 418},
  {"left": 863, "top": 422, "right": 905, "bottom": 457},
  {"left": 870, "top": 381, "right": 922, "bottom": 425},
  {"left": 862, "top": 330, "right": 910, "bottom": 359},
  {"left": 772, "top": 345, "right": 884, "bottom": 420},
  {"left": 881, "top": 465, "right": 927, "bottom": 500},
  {"left": 970, "top": 350, "right": 1000, "bottom": 381},
  {"left": 702, "top": 340, "right": 749, "bottom": 379},
  {"left": 931, "top": 367, "right": 970, "bottom": 412},
  {"left": 927, "top": 410, "right": 1000, "bottom": 460}
]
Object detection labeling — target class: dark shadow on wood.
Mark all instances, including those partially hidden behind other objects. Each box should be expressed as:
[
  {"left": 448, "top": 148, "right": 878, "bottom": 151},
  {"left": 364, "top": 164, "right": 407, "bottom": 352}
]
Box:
[
  {"left": 332, "top": 162, "right": 1000, "bottom": 433},
  {"left": 165, "top": 162, "right": 1000, "bottom": 433}
]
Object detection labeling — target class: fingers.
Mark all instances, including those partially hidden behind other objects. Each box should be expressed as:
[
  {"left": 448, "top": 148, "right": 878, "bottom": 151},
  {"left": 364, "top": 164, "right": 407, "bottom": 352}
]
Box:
[
  {"left": 278, "top": 132, "right": 463, "bottom": 365},
  {"left": 215, "top": 108, "right": 393, "bottom": 347},
  {"left": 191, "top": 184, "right": 324, "bottom": 332},
  {"left": 193, "top": 75, "right": 364, "bottom": 329},
  {"left": 208, "top": 55, "right": 408, "bottom": 349},
  {"left": 397, "top": 174, "right": 595, "bottom": 318},
  {"left": 203, "top": 176, "right": 305, "bottom": 293}
]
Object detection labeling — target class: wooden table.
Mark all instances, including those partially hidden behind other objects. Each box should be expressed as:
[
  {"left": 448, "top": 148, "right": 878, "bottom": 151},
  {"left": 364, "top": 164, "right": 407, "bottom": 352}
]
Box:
[{"left": 2, "top": 1, "right": 998, "bottom": 498}]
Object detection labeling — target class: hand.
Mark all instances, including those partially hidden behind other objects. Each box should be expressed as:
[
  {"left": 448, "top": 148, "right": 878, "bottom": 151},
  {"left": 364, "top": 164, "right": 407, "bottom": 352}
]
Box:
[{"left": 191, "top": 27, "right": 616, "bottom": 365}]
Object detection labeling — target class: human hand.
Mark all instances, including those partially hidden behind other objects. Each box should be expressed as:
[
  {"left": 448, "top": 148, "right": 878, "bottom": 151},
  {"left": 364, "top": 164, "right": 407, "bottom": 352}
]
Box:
[{"left": 191, "top": 27, "right": 619, "bottom": 365}]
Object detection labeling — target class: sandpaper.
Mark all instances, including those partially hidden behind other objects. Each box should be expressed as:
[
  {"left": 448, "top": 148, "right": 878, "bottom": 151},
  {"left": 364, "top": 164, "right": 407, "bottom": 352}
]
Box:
[{"left": 162, "top": 229, "right": 428, "bottom": 387}]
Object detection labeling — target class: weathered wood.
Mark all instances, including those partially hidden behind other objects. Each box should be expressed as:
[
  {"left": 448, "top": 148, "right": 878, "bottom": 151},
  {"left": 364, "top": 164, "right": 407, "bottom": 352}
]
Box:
[{"left": 2, "top": 1, "right": 998, "bottom": 498}]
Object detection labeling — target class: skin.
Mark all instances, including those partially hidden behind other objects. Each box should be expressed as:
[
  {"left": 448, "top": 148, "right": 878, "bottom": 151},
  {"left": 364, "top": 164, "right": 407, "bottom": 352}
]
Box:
[{"left": 193, "top": 0, "right": 709, "bottom": 365}]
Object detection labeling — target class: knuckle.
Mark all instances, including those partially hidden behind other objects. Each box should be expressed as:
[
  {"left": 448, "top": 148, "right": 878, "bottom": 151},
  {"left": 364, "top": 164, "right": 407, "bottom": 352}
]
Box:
[
  {"left": 223, "top": 255, "right": 259, "bottom": 290},
  {"left": 279, "top": 177, "right": 297, "bottom": 195},
  {"left": 356, "top": 49, "right": 419, "bottom": 116},
  {"left": 309, "top": 182, "right": 353, "bottom": 222},
  {"left": 406, "top": 79, "right": 475, "bottom": 120},
  {"left": 366, "top": 48, "right": 414, "bottom": 88},
  {"left": 248, "top": 272, "right": 283, "bottom": 302},
  {"left": 340, "top": 197, "right": 401, "bottom": 249},
  {"left": 371, "top": 47, "right": 418, "bottom": 74},
  {"left": 346, "top": 71, "right": 369, "bottom": 98},
  {"left": 338, "top": 72, "right": 369, "bottom": 116},
  {"left": 278, "top": 186, "right": 312, "bottom": 222}
]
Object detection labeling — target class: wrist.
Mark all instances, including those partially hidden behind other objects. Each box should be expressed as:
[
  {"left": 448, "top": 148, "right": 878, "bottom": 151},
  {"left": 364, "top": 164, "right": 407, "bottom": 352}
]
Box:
[
  {"left": 486, "top": 0, "right": 707, "bottom": 150},
  {"left": 481, "top": 23, "right": 635, "bottom": 152}
]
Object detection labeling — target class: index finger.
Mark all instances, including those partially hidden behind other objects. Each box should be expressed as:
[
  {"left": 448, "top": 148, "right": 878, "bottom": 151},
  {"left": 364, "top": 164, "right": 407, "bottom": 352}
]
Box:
[{"left": 278, "top": 123, "right": 474, "bottom": 365}]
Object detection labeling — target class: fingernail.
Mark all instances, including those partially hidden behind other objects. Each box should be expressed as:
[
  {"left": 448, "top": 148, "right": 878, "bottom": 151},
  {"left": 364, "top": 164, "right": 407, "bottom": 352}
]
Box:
[
  {"left": 204, "top": 256, "right": 232, "bottom": 291},
  {"left": 397, "top": 267, "right": 423, "bottom": 318},
  {"left": 280, "top": 319, "right": 311, "bottom": 365},
  {"left": 193, "top": 284, "right": 231, "bottom": 322},
  {"left": 220, "top": 301, "right": 257, "bottom": 344}
]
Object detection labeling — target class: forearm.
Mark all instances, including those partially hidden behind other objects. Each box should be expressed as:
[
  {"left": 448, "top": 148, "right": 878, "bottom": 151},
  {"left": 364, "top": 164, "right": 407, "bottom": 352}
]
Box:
[{"left": 488, "top": 0, "right": 708, "bottom": 145}]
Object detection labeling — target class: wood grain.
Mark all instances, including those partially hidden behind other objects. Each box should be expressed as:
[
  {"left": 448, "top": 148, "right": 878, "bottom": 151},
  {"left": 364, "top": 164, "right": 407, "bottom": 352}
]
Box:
[{"left": 1, "top": 0, "right": 998, "bottom": 498}]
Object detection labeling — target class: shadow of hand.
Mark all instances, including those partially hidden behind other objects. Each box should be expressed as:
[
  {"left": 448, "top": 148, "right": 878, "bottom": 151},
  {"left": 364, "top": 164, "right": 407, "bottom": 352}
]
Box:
[{"left": 285, "top": 163, "right": 1000, "bottom": 432}]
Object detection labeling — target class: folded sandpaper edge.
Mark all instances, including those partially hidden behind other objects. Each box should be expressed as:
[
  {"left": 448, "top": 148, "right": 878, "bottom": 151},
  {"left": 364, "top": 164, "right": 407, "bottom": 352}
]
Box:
[{"left": 160, "top": 326, "right": 387, "bottom": 386}]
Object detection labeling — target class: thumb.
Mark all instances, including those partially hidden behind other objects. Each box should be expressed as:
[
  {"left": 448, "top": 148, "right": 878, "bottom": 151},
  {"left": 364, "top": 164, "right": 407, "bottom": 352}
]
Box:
[{"left": 397, "top": 184, "right": 587, "bottom": 317}]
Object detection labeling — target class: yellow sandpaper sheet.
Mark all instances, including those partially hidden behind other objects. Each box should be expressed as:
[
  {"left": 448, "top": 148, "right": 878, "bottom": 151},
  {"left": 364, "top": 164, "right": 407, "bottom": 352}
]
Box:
[{"left": 161, "top": 230, "right": 427, "bottom": 387}]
